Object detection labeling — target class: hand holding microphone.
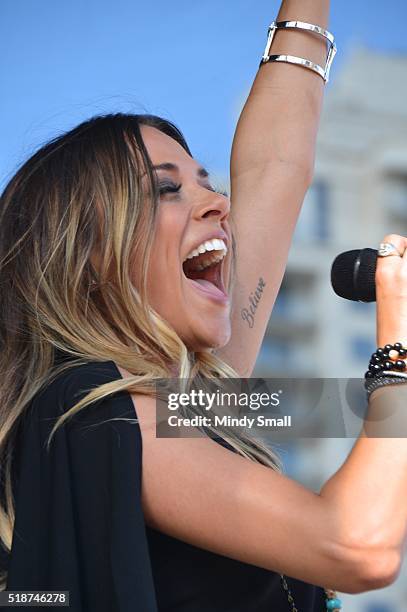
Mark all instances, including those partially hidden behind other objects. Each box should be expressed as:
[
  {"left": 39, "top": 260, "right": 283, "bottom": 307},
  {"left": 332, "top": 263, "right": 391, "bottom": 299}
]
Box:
[
  {"left": 374, "top": 234, "right": 407, "bottom": 348},
  {"left": 331, "top": 233, "right": 407, "bottom": 347}
]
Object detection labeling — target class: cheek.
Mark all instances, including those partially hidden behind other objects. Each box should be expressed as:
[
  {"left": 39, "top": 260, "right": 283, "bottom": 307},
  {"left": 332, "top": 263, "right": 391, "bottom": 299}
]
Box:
[{"left": 146, "top": 206, "right": 185, "bottom": 298}]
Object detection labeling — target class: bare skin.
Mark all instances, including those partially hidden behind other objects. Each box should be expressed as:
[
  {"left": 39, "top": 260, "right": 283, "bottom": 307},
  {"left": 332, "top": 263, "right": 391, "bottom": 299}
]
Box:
[
  {"left": 117, "top": 123, "right": 407, "bottom": 596},
  {"left": 115, "top": 0, "right": 407, "bottom": 596}
]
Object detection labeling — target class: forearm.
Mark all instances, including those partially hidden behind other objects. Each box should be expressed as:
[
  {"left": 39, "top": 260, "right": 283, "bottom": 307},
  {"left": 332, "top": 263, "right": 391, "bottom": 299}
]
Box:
[
  {"left": 320, "top": 385, "right": 407, "bottom": 564},
  {"left": 217, "top": 0, "right": 332, "bottom": 376},
  {"left": 230, "top": 0, "right": 330, "bottom": 180}
]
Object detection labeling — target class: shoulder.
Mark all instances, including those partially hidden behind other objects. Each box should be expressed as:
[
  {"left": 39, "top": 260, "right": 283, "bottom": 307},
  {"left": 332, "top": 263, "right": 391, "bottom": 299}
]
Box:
[
  {"left": 45, "top": 358, "right": 122, "bottom": 395},
  {"left": 7, "top": 363, "right": 154, "bottom": 605},
  {"left": 32, "top": 359, "right": 128, "bottom": 415},
  {"left": 22, "top": 360, "right": 137, "bottom": 449}
]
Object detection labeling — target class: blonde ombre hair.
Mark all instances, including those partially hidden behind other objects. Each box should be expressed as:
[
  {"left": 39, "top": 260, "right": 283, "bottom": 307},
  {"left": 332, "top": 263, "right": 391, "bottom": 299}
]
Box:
[{"left": 0, "top": 113, "right": 281, "bottom": 589}]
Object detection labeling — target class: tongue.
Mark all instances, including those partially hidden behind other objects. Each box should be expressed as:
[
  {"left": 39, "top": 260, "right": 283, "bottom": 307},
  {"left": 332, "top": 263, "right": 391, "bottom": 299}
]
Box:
[{"left": 190, "top": 278, "right": 227, "bottom": 298}]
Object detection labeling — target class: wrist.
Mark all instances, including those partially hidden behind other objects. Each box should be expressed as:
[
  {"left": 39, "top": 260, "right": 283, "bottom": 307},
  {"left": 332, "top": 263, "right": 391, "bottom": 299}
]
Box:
[{"left": 277, "top": 0, "right": 330, "bottom": 29}]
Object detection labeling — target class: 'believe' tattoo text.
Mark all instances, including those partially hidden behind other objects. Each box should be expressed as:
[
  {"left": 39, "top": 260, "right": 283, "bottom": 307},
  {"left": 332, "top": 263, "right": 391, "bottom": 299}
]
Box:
[{"left": 241, "top": 277, "right": 266, "bottom": 328}]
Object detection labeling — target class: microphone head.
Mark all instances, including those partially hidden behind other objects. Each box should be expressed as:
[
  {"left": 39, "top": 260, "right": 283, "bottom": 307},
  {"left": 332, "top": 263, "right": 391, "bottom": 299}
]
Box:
[{"left": 331, "top": 248, "right": 377, "bottom": 302}]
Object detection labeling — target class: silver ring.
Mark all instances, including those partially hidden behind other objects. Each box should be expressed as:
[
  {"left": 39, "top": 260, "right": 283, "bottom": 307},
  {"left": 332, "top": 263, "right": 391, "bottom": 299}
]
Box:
[{"left": 378, "top": 242, "right": 403, "bottom": 257}]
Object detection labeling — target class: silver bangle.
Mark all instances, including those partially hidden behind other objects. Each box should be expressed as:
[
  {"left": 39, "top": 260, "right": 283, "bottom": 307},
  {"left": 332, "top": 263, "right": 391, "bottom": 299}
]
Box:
[
  {"left": 381, "top": 371, "right": 407, "bottom": 379},
  {"left": 365, "top": 373, "right": 407, "bottom": 401},
  {"left": 259, "top": 20, "right": 337, "bottom": 83},
  {"left": 261, "top": 54, "right": 327, "bottom": 81}
]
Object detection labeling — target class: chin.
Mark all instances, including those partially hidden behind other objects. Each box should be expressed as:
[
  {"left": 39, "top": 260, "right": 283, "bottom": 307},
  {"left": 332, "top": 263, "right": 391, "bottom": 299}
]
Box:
[{"left": 186, "top": 321, "right": 232, "bottom": 352}]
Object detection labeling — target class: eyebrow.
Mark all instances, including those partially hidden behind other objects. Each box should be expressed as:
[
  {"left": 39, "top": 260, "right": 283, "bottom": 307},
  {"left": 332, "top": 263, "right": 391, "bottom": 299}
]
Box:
[{"left": 152, "top": 162, "right": 210, "bottom": 179}]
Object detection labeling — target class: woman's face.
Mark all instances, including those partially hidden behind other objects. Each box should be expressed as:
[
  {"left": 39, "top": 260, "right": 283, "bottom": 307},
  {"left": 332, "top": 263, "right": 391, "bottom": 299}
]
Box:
[{"left": 139, "top": 125, "right": 232, "bottom": 352}]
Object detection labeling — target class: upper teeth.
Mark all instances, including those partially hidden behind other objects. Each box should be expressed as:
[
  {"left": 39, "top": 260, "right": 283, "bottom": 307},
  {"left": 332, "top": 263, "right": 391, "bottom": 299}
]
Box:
[{"left": 184, "top": 238, "right": 227, "bottom": 261}]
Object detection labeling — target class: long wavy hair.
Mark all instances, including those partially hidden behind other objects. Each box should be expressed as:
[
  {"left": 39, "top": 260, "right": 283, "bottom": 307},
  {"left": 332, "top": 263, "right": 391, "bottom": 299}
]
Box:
[{"left": 0, "top": 112, "right": 281, "bottom": 589}]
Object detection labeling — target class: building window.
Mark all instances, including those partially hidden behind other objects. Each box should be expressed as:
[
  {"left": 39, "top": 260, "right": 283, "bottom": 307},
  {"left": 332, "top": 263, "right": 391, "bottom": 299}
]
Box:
[
  {"left": 348, "top": 300, "right": 375, "bottom": 314},
  {"left": 364, "top": 603, "right": 396, "bottom": 612},
  {"left": 385, "top": 172, "right": 407, "bottom": 218},
  {"left": 294, "top": 178, "right": 330, "bottom": 242},
  {"left": 350, "top": 336, "right": 375, "bottom": 361},
  {"left": 314, "top": 180, "right": 330, "bottom": 240},
  {"left": 258, "top": 338, "right": 291, "bottom": 364}
]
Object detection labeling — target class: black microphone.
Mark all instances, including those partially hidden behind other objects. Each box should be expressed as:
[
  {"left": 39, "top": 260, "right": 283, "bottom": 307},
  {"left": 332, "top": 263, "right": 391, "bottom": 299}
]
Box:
[{"left": 331, "top": 248, "right": 378, "bottom": 302}]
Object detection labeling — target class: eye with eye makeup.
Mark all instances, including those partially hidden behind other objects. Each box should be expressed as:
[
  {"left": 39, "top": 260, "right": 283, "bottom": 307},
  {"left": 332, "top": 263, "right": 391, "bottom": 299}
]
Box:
[
  {"left": 157, "top": 180, "right": 229, "bottom": 198},
  {"left": 158, "top": 181, "right": 182, "bottom": 196}
]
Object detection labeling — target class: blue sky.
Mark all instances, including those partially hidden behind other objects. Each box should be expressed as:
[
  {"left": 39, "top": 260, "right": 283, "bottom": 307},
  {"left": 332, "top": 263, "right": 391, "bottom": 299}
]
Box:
[{"left": 1, "top": 0, "right": 407, "bottom": 190}]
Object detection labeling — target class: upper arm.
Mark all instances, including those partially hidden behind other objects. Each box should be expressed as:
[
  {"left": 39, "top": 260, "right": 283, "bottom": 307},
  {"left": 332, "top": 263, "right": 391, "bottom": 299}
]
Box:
[
  {"left": 215, "top": 164, "right": 311, "bottom": 375},
  {"left": 130, "top": 390, "right": 363, "bottom": 592}
]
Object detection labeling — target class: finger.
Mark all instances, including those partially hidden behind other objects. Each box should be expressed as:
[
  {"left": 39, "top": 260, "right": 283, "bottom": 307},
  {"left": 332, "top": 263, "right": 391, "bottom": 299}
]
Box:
[
  {"left": 378, "top": 234, "right": 407, "bottom": 268},
  {"left": 382, "top": 234, "right": 407, "bottom": 256},
  {"left": 380, "top": 234, "right": 407, "bottom": 257}
]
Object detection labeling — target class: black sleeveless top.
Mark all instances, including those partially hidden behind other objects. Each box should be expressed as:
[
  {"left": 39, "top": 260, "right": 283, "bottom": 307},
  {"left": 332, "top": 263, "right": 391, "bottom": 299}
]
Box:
[{"left": 1, "top": 357, "right": 326, "bottom": 611}]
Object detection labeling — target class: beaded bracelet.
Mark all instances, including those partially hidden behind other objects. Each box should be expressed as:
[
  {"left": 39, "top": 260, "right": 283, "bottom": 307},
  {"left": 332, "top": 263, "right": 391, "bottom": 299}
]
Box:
[
  {"left": 364, "top": 343, "right": 407, "bottom": 400},
  {"left": 365, "top": 343, "right": 407, "bottom": 379}
]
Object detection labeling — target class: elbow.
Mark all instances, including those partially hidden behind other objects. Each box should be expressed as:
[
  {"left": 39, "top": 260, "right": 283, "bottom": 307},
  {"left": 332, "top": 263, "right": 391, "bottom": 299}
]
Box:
[
  {"left": 331, "top": 538, "right": 402, "bottom": 594},
  {"left": 352, "top": 548, "right": 401, "bottom": 593}
]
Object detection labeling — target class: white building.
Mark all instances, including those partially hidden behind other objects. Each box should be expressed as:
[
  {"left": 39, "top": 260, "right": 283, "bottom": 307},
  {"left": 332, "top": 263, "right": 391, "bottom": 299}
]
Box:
[{"left": 253, "top": 48, "right": 407, "bottom": 611}]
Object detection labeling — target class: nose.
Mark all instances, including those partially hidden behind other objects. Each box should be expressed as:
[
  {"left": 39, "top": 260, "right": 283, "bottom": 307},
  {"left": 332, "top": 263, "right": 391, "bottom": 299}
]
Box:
[{"left": 193, "top": 188, "right": 230, "bottom": 222}]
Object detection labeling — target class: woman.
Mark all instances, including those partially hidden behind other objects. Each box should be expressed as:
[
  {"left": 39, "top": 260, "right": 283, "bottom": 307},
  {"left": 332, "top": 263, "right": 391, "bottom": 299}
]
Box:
[{"left": 1, "top": 0, "right": 407, "bottom": 610}]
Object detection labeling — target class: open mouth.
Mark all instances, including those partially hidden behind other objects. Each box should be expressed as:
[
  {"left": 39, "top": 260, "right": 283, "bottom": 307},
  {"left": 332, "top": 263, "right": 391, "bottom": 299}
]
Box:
[{"left": 182, "top": 240, "right": 228, "bottom": 301}]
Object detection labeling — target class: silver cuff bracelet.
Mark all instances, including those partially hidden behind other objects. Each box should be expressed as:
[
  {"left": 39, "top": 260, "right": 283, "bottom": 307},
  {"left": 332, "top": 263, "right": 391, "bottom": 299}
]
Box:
[{"left": 259, "top": 20, "right": 337, "bottom": 83}]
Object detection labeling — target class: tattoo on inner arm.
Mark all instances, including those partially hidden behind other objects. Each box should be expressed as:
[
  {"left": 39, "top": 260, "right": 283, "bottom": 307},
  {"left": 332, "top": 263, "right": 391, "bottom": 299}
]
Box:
[{"left": 241, "top": 277, "right": 266, "bottom": 328}]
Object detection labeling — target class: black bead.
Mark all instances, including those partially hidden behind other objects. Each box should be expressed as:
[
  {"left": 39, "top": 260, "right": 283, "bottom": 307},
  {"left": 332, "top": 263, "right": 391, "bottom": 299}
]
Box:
[
  {"left": 371, "top": 355, "right": 382, "bottom": 364},
  {"left": 384, "top": 360, "right": 395, "bottom": 370},
  {"left": 395, "top": 360, "right": 407, "bottom": 371},
  {"left": 376, "top": 348, "right": 385, "bottom": 356},
  {"left": 369, "top": 364, "right": 383, "bottom": 373},
  {"left": 399, "top": 348, "right": 407, "bottom": 358},
  {"left": 394, "top": 342, "right": 403, "bottom": 351},
  {"left": 365, "top": 371, "right": 374, "bottom": 379},
  {"left": 382, "top": 352, "right": 390, "bottom": 360},
  {"left": 384, "top": 344, "right": 394, "bottom": 352}
]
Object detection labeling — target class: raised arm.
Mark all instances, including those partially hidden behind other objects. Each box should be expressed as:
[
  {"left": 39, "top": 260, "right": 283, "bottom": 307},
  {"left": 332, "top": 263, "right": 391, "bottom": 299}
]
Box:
[{"left": 216, "top": 0, "right": 331, "bottom": 375}]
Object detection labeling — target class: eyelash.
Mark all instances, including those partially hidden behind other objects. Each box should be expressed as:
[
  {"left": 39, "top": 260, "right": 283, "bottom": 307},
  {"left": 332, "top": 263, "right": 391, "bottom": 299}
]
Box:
[{"left": 158, "top": 182, "right": 229, "bottom": 198}]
